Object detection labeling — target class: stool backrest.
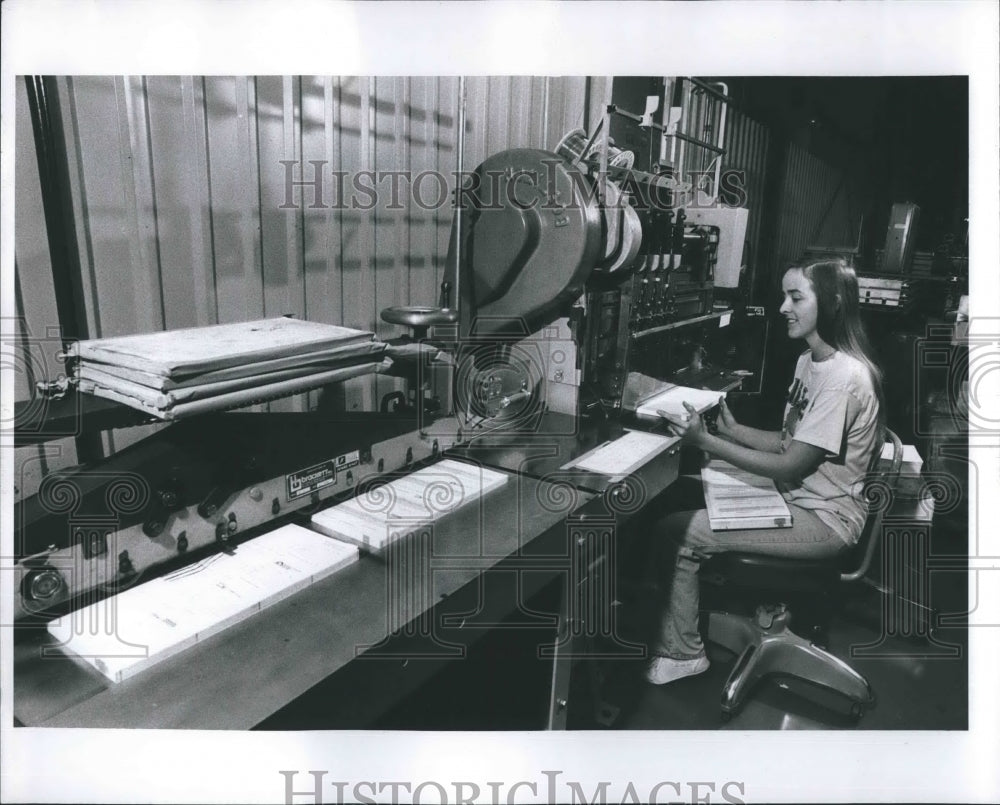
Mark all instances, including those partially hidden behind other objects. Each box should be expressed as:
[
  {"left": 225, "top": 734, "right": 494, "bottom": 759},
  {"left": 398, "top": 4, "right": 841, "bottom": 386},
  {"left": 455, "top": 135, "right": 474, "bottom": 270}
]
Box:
[{"left": 841, "top": 428, "right": 903, "bottom": 582}]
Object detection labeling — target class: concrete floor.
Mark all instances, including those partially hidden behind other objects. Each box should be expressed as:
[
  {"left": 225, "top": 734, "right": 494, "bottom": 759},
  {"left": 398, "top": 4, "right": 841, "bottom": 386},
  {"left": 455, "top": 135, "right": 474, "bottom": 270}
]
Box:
[
  {"left": 366, "top": 564, "right": 968, "bottom": 732},
  {"left": 295, "top": 505, "right": 969, "bottom": 732},
  {"left": 598, "top": 597, "right": 968, "bottom": 731},
  {"left": 589, "top": 512, "right": 969, "bottom": 732}
]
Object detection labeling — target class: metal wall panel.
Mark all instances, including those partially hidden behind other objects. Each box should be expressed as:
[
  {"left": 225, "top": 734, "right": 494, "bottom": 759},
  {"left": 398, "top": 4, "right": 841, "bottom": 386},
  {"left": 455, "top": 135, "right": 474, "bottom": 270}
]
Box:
[
  {"left": 722, "top": 107, "right": 771, "bottom": 283},
  {"left": 771, "top": 142, "right": 857, "bottom": 290}
]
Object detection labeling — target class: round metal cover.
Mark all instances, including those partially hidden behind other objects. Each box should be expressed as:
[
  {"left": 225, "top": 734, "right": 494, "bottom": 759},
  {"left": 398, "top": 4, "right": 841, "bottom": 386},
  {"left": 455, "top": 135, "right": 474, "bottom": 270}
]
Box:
[
  {"left": 452, "top": 149, "right": 602, "bottom": 337},
  {"left": 596, "top": 179, "right": 643, "bottom": 273}
]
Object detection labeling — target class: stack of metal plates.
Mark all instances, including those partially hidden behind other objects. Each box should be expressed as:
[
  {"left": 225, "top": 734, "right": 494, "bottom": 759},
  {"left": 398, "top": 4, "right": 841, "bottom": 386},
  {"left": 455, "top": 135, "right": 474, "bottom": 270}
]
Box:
[{"left": 68, "top": 317, "right": 387, "bottom": 419}]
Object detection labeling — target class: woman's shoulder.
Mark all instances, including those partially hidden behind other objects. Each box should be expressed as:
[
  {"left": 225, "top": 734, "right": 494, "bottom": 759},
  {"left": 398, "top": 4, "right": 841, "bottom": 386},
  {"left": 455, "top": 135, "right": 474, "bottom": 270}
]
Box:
[{"left": 831, "top": 352, "right": 876, "bottom": 394}]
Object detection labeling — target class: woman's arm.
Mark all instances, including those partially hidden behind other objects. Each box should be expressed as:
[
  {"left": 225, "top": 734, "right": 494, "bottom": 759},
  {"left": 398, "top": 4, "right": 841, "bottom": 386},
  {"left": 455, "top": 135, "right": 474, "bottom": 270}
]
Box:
[
  {"left": 715, "top": 399, "right": 784, "bottom": 453},
  {"left": 661, "top": 402, "right": 826, "bottom": 483},
  {"left": 698, "top": 432, "right": 825, "bottom": 483}
]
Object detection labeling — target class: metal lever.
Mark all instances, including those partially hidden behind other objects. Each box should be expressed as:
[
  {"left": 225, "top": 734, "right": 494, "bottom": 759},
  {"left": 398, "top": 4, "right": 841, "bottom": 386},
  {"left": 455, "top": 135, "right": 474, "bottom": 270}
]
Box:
[
  {"left": 380, "top": 305, "right": 459, "bottom": 340},
  {"left": 499, "top": 388, "right": 531, "bottom": 410}
]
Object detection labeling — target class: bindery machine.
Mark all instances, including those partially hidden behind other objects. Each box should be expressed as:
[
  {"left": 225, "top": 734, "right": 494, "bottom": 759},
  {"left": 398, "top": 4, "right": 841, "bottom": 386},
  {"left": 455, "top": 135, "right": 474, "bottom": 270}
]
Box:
[{"left": 13, "top": 122, "right": 756, "bottom": 729}]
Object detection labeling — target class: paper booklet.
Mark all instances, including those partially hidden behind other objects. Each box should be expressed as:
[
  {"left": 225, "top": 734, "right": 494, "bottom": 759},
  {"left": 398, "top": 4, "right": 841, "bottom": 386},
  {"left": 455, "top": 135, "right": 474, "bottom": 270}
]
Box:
[
  {"left": 78, "top": 360, "right": 388, "bottom": 420},
  {"left": 78, "top": 354, "right": 384, "bottom": 409},
  {"left": 567, "top": 430, "right": 678, "bottom": 477},
  {"left": 701, "top": 460, "right": 793, "bottom": 531},
  {"left": 67, "top": 317, "right": 375, "bottom": 378},
  {"left": 76, "top": 339, "right": 386, "bottom": 391},
  {"left": 634, "top": 384, "right": 724, "bottom": 420},
  {"left": 48, "top": 524, "right": 359, "bottom": 684},
  {"left": 311, "top": 459, "right": 509, "bottom": 552}
]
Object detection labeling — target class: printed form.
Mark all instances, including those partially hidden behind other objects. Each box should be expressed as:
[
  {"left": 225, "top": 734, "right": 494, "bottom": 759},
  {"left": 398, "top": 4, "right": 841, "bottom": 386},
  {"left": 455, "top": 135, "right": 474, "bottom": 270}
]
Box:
[{"left": 569, "top": 430, "right": 678, "bottom": 477}]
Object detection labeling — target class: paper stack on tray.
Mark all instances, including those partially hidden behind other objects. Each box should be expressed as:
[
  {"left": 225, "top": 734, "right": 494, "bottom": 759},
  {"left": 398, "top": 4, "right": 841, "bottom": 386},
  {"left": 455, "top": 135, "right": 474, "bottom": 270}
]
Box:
[
  {"left": 68, "top": 317, "right": 387, "bottom": 420},
  {"left": 634, "top": 384, "right": 724, "bottom": 421},
  {"left": 311, "top": 459, "right": 509, "bottom": 552},
  {"left": 48, "top": 523, "right": 360, "bottom": 683}
]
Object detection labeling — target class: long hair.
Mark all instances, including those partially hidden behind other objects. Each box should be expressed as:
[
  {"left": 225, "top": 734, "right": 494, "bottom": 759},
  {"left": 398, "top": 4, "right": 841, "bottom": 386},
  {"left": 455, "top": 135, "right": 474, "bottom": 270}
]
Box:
[{"left": 798, "top": 259, "right": 885, "bottom": 427}]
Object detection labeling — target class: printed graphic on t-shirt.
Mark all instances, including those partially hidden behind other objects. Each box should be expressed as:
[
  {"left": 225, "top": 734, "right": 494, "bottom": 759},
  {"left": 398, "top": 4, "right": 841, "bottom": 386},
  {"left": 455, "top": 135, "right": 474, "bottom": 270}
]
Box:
[{"left": 783, "top": 377, "right": 810, "bottom": 438}]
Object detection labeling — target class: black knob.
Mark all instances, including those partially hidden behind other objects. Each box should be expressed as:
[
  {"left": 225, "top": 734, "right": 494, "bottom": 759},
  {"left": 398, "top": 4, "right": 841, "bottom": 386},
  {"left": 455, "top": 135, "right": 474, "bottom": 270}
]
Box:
[
  {"left": 118, "top": 550, "right": 135, "bottom": 576},
  {"left": 158, "top": 483, "right": 184, "bottom": 511}
]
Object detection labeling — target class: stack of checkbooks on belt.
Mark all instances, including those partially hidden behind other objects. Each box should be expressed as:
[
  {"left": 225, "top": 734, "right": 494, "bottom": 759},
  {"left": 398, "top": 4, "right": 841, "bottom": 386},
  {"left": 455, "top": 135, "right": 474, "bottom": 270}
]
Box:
[{"left": 68, "top": 317, "right": 388, "bottom": 420}]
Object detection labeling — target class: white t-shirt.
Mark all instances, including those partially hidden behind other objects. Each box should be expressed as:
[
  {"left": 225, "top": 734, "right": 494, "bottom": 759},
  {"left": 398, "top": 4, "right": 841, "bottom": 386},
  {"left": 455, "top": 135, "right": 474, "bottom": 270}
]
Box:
[{"left": 778, "top": 350, "right": 881, "bottom": 545}]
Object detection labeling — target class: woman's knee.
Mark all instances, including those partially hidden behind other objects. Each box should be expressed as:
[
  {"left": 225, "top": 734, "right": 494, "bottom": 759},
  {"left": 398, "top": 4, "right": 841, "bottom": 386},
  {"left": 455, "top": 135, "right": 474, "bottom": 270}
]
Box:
[{"left": 652, "top": 509, "right": 708, "bottom": 549}]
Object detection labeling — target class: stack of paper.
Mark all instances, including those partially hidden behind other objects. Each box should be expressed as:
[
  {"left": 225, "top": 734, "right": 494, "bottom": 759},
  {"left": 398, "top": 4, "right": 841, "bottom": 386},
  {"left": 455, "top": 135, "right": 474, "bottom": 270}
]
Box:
[
  {"left": 568, "top": 430, "right": 678, "bottom": 477},
  {"left": 701, "top": 460, "right": 793, "bottom": 531},
  {"left": 48, "top": 524, "right": 359, "bottom": 683},
  {"left": 311, "top": 459, "right": 509, "bottom": 551},
  {"left": 634, "top": 384, "right": 724, "bottom": 421},
  {"left": 68, "top": 317, "right": 386, "bottom": 419}
]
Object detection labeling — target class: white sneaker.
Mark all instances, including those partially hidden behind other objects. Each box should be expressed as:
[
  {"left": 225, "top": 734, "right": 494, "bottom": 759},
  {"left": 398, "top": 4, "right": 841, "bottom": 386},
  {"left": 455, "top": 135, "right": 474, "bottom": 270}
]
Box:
[{"left": 645, "top": 654, "right": 710, "bottom": 685}]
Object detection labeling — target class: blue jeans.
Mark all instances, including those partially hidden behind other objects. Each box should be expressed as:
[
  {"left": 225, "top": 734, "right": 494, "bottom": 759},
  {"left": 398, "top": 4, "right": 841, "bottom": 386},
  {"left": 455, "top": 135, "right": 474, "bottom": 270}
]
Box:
[{"left": 650, "top": 476, "right": 850, "bottom": 659}]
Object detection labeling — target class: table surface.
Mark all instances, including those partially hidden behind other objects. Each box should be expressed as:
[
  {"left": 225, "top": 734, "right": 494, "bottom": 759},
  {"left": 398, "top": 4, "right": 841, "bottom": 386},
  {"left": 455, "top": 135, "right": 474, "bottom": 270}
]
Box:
[
  {"left": 14, "top": 468, "right": 596, "bottom": 729},
  {"left": 14, "top": 413, "right": 685, "bottom": 729}
]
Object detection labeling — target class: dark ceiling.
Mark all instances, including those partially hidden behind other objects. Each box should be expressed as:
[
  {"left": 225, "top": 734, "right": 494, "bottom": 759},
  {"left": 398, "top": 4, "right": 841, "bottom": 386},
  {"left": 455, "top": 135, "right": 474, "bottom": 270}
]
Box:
[{"left": 720, "top": 76, "right": 969, "bottom": 248}]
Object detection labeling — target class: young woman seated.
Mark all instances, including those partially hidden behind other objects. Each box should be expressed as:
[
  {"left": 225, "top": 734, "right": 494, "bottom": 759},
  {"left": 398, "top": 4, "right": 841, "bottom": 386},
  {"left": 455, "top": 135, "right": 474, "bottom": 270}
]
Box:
[{"left": 646, "top": 259, "right": 884, "bottom": 685}]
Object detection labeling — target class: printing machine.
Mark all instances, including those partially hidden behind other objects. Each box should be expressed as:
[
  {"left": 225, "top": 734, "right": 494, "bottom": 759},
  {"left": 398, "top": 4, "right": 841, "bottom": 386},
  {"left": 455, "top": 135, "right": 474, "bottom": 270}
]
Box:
[{"left": 12, "top": 122, "right": 755, "bottom": 729}]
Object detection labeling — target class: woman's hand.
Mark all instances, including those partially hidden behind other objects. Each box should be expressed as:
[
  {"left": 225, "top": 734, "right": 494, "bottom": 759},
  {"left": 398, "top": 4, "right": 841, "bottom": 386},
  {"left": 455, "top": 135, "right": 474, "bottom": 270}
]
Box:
[
  {"left": 657, "top": 401, "right": 707, "bottom": 447},
  {"left": 716, "top": 397, "right": 738, "bottom": 439}
]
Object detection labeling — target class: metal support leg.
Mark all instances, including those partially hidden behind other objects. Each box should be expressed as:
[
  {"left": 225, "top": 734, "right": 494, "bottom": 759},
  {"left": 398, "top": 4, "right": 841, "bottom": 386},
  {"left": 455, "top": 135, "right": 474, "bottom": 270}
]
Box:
[
  {"left": 546, "top": 575, "right": 573, "bottom": 730},
  {"left": 709, "top": 607, "right": 874, "bottom": 718}
]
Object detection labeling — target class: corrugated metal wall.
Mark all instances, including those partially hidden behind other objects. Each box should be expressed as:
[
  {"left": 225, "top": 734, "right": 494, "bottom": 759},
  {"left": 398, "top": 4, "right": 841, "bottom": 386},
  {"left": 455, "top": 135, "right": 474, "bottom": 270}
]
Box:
[
  {"left": 771, "top": 141, "right": 859, "bottom": 284},
  {"left": 721, "top": 107, "right": 771, "bottom": 283},
  {"left": 13, "top": 75, "right": 608, "bottom": 499}
]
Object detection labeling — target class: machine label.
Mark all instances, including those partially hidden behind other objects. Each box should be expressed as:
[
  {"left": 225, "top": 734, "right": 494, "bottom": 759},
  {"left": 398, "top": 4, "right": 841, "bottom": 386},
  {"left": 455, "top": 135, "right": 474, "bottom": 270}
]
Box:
[
  {"left": 287, "top": 460, "right": 338, "bottom": 500},
  {"left": 335, "top": 450, "right": 360, "bottom": 471}
]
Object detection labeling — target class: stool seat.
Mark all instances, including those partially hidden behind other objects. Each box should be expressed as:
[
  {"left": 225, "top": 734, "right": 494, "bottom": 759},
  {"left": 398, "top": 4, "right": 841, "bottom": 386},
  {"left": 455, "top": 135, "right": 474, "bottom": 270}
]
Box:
[{"left": 702, "top": 552, "right": 841, "bottom": 593}]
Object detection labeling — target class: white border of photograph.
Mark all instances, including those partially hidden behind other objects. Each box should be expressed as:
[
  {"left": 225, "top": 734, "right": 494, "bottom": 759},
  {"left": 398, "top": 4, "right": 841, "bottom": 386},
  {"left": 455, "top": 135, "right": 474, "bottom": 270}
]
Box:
[{"left": 2, "top": 1, "right": 998, "bottom": 803}]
